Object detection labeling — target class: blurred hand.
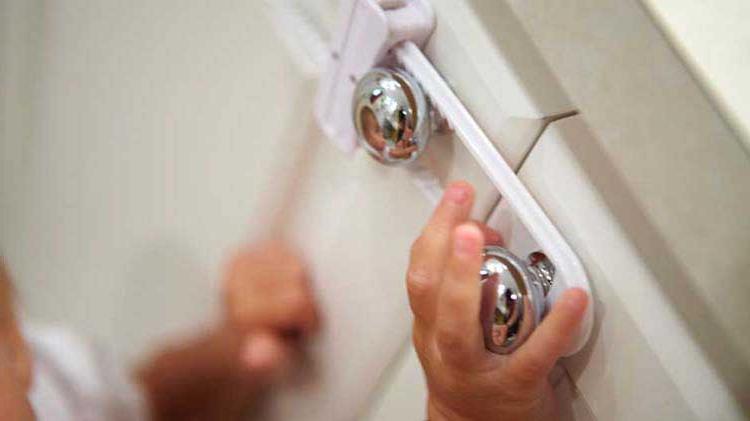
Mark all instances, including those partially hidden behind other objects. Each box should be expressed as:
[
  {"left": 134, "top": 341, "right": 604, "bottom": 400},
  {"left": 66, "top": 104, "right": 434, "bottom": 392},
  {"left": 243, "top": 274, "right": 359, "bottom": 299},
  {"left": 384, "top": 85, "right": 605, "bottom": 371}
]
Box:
[
  {"left": 406, "top": 181, "right": 588, "bottom": 421},
  {"left": 138, "top": 241, "right": 319, "bottom": 421},
  {"left": 222, "top": 241, "right": 319, "bottom": 376}
]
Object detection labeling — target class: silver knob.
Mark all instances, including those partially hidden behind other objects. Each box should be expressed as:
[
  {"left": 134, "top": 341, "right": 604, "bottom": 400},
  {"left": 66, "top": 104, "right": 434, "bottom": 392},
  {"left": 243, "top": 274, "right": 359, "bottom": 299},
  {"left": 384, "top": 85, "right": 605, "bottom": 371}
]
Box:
[
  {"left": 352, "top": 68, "right": 431, "bottom": 165},
  {"left": 480, "top": 246, "right": 555, "bottom": 354}
]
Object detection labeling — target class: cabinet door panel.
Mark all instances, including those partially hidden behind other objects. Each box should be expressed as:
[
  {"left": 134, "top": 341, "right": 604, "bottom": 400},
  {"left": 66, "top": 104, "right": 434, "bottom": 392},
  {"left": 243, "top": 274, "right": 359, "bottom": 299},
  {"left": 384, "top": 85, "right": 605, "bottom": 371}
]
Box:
[
  {"left": 0, "top": 2, "right": 500, "bottom": 420},
  {"left": 367, "top": 115, "right": 747, "bottom": 421},
  {"left": 7, "top": 1, "right": 747, "bottom": 420},
  {"left": 426, "top": 0, "right": 575, "bottom": 170},
  {"left": 1, "top": 0, "right": 323, "bottom": 363},
  {"left": 519, "top": 116, "right": 746, "bottom": 420}
]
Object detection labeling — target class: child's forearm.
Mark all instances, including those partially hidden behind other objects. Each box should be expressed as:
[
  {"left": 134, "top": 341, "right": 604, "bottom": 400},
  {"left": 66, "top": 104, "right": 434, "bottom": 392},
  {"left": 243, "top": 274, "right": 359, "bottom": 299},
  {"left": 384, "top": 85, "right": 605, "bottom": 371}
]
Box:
[
  {"left": 0, "top": 259, "right": 34, "bottom": 420},
  {"left": 0, "top": 259, "right": 32, "bottom": 391},
  {"left": 134, "top": 328, "right": 256, "bottom": 421},
  {"left": 0, "top": 354, "right": 35, "bottom": 421}
]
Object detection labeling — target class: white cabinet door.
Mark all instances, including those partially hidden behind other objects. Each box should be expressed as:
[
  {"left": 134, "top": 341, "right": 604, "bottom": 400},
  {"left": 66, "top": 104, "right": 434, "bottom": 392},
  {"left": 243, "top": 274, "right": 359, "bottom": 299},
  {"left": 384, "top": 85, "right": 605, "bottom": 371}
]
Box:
[
  {"left": 1, "top": 0, "right": 331, "bottom": 364},
  {"left": 369, "top": 1, "right": 750, "bottom": 418},
  {"left": 518, "top": 116, "right": 748, "bottom": 420},
  {"left": 496, "top": 1, "right": 750, "bottom": 417},
  {"left": 3, "top": 0, "right": 747, "bottom": 420},
  {"left": 0, "top": 1, "right": 519, "bottom": 420},
  {"left": 368, "top": 113, "right": 749, "bottom": 420}
]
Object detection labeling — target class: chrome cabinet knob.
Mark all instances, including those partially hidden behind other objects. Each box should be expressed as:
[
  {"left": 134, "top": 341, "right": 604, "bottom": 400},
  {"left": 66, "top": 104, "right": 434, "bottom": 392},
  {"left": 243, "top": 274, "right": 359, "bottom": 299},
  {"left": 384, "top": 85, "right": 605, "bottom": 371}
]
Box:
[
  {"left": 352, "top": 68, "right": 431, "bottom": 165},
  {"left": 480, "top": 246, "right": 555, "bottom": 354}
]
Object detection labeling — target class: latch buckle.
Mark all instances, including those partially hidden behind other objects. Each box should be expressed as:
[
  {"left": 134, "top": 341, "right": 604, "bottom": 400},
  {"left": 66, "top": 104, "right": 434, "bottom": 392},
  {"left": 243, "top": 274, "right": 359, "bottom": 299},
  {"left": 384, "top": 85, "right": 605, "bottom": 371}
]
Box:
[{"left": 314, "top": 0, "right": 435, "bottom": 153}]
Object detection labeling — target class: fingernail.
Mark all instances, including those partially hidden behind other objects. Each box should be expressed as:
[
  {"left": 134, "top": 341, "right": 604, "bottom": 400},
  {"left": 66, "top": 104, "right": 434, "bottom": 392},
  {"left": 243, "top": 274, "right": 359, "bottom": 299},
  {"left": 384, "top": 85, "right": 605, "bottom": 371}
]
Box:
[
  {"left": 445, "top": 182, "right": 471, "bottom": 204},
  {"left": 562, "top": 288, "right": 589, "bottom": 311},
  {"left": 454, "top": 225, "right": 481, "bottom": 257}
]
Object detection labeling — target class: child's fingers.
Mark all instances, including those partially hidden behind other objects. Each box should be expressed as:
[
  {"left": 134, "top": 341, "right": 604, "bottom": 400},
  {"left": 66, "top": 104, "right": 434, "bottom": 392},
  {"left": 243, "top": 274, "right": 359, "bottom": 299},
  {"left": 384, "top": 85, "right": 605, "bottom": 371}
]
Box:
[
  {"left": 508, "top": 288, "right": 588, "bottom": 385},
  {"left": 434, "top": 223, "right": 485, "bottom": 367},
  {"left": 240, "top": 331, "right": 294, "bottom": 381},
  {"left": 228, "top": 281, "right": 319, "bottom": 335},
  {"left": 224, "top": 245, "right": 320, "bottom": 336},
  {"left": 407, "top": 181, "right": 474, "bottom": 324}
]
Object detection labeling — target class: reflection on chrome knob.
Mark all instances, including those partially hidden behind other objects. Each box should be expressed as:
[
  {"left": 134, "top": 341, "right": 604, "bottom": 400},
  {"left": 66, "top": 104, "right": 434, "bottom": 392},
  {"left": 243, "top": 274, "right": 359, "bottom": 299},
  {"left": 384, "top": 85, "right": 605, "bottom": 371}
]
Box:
[
  {"left": 480, "top": 246, "right": 555, "bottom": 354},
  {"left": 352, "top": 68, "right": 431, "bottom": 165}
]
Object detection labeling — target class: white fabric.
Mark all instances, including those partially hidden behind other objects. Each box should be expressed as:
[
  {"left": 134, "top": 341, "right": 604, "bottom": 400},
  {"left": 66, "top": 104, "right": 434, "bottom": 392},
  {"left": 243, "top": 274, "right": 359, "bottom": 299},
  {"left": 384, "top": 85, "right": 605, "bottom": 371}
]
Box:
[{"left": 24, "top": 324, "right": 146, "bottom": 421}]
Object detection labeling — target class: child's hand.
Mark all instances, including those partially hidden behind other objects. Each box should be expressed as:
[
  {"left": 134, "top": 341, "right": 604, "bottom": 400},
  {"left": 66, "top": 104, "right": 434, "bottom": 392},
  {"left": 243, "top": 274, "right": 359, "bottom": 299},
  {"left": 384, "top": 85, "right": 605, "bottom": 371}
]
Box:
[
  {"left": 406, "top": 182, "right": 588, "bottom": 421},
  {"left": 138, "top": 241, "right": 320, "bottom": 420},
  {"left": 222, "top": 241, "right": 320, "bottom": 375}
]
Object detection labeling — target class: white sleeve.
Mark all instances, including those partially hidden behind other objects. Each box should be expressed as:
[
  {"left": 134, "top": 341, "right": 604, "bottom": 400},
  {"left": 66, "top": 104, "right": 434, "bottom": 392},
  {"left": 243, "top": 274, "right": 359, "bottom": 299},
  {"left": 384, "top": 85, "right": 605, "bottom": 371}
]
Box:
[{"left": 23, "top": 324, "right": 148, "bottom": 421}]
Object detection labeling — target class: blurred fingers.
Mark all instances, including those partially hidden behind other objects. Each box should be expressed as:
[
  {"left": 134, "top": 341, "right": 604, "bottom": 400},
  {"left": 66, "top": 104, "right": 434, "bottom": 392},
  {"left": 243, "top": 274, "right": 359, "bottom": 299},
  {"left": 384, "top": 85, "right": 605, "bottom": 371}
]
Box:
[
  {"left": 228, "top": 283, "right": 319, "bottom": 335},
  {"left": 224, "top": 245, "right": 319, "bottom": 335},
  {"left": 239, "top": 331, "right": 294, "bottom": 380}
]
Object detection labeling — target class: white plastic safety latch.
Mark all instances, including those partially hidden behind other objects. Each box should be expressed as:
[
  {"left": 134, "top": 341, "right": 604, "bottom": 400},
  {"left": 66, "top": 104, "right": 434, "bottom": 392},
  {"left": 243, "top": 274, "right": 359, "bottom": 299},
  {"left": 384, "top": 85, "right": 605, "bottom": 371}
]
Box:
[{"left": 314, "top": 0, "right": 435, "bottom": 154}]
